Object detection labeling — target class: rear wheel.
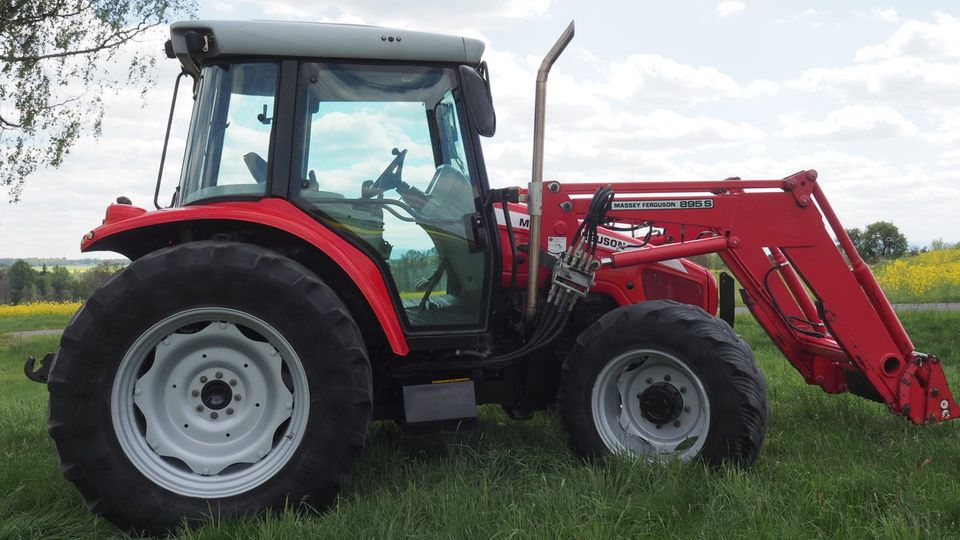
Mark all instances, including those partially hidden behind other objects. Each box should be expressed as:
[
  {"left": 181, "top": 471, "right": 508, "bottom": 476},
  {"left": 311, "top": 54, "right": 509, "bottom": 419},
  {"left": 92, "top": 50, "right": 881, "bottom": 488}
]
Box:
[
  {"left": 47, "top": 242, "right": 372, "bottom": 534},
  {"left": 560, "top": 301, "right": 768, "bottom": 466}
]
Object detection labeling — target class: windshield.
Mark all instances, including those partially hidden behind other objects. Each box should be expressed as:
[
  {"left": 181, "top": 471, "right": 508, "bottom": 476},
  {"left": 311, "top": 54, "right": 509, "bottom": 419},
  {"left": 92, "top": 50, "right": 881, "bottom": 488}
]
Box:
[{"left": 178, "top": 62, "right": 278, "bottom": 205}]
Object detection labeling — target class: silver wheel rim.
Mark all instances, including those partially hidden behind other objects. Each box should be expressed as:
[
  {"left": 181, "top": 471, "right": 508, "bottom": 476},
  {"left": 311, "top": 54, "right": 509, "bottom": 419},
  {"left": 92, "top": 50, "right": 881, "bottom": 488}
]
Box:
[
  {"left": 112, "top": 307, "right": 309, "bottom": 498},
  {"left": 591, "top": 348, "right": 710, "bottom": 460}
]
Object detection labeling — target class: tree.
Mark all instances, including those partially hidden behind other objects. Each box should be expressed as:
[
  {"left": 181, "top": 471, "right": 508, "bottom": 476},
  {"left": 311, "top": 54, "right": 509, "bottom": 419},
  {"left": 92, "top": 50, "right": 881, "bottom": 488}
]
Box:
[
  {"left": 930, "top": 237, "right": 955, "bottom": 251},
  {"left": 845, "top": 221, "right": 908, "bottom": 263},
  {"left": 1, "top": 0, "right": 194, "bottom": 202},
  {"left": 0, "top": 267, "right": 9, "bottom": 303},
  {"left": 73, "top": 261, "right": 122, "bottom": 299},
  {"left": 49, "top": 265, "right": 75, "bottom": 300},
  {"left": 8, "top": 259, "right": 35, "bottom": 304}
]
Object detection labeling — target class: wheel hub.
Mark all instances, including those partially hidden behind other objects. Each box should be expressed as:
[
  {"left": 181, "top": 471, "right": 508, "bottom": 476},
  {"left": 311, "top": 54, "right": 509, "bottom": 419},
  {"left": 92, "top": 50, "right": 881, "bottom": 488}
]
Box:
[
  {"left": 591, "top": 349, "right": 710, "bottom": 460},
  {"left": 638, "top": 382, "right": 683, "bottom": 425},
  {"left": 113, "top": 308, "right": 310, "bottom": 498},
  {"left": 201, "top": 380, "right": 233, "bottom": 410}
]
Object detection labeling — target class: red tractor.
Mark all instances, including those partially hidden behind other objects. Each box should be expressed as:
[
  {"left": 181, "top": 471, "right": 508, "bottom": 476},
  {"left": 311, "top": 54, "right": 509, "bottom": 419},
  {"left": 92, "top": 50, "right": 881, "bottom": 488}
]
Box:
[{"left": 25, "top": 20, "right": 957, "bottom": 534}]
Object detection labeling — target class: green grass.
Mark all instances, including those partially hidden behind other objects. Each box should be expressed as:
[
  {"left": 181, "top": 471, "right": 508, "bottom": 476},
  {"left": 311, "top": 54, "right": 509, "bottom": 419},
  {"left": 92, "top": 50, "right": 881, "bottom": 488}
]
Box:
[
  {"left": 0, "top": 313, "right": 73, "bottom": 334},
  {"left": 1, "top": 313, "right": 959, "bottom": 538}
]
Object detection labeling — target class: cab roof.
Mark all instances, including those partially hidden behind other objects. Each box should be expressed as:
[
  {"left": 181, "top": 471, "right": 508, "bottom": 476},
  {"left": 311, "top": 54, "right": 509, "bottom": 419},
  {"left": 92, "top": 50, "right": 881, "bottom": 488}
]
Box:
[{"left": 169, "top": 20, "right": 486, "bottom": 73}]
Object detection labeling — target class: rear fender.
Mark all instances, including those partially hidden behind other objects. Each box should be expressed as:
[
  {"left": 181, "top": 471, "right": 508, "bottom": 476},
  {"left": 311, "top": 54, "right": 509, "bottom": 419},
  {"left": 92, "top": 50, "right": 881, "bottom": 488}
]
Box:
[{"left": 82, "top": 198, "right": 409, "bottom": 356}]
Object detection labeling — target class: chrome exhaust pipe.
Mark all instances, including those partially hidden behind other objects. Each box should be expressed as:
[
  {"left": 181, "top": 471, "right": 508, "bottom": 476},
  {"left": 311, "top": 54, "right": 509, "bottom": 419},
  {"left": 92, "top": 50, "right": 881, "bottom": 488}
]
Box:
[{"left": 525, "top": 21, "right": 575, "bottom": 322}]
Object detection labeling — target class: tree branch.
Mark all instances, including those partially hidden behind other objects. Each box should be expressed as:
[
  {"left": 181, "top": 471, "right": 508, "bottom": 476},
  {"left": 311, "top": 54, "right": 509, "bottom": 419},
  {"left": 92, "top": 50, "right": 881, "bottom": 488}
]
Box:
[
  {"left": 0, "top": 113, "right": 22, "bottom": 128},
  {"left": 8, "top": 21, "right": 160, "bottom": 62},
  {"left": 0, "top": 1, "right": 79, "bottom": 29}
]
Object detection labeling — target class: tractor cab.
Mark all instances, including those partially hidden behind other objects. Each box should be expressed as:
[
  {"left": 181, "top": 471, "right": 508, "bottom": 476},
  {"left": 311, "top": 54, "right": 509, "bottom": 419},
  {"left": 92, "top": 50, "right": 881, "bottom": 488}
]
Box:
[{"left": 169, "top": 21, "right": 499, "bottom": 332}]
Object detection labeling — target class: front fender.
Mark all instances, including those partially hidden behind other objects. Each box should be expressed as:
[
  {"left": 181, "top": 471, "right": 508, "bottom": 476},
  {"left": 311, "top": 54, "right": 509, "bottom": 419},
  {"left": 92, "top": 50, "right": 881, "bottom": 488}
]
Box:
[{"left": 82, "top": 199, "right": 409, "bottom": 356}]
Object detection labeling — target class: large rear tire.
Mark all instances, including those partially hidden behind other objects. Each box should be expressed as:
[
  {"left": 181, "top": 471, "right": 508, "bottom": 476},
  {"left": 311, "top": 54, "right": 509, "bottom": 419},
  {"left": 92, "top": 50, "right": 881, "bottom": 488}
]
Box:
[
  {"left": 560, "top": 300, "right": 768, "bottom": 466},
  {"left": 47, "top": 242, "right": 372, "bottom": 535}
]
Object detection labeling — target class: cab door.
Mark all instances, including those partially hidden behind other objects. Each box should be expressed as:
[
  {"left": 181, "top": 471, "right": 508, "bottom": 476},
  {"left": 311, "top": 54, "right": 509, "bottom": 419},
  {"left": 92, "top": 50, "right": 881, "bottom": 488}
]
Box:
[{"left": 289, "top": 61, "right": 495, "bottom": 333}]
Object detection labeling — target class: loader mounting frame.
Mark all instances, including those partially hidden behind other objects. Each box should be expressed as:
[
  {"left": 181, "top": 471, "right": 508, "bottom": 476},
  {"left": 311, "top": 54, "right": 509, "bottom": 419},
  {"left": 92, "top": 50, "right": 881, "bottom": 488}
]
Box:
[{"left": 540, "top": 169, "right": 958, "bottom": 426}]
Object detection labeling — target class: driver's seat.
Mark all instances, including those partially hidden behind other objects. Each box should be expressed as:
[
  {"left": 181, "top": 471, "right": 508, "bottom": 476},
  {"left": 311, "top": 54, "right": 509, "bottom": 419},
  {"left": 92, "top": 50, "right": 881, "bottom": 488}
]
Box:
[{"left": 242, "top": 152, "right": 268, "bottom": 184}]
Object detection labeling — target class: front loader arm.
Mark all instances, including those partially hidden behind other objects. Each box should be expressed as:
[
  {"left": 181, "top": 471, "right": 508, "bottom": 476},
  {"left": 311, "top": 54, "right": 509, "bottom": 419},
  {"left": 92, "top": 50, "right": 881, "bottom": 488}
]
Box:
[{"left": 541, "top": 170, "right": 957, "bottom": 425}]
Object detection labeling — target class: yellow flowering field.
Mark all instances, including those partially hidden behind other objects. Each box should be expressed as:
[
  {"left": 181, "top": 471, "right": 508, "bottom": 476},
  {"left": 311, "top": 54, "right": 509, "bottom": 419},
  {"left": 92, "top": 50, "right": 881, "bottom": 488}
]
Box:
[
  {"left": 875, "top": 248, "right": 960, "bottom": 302},
  {"left": 0, "top": 301, "right": 83, "bottom": 318},
  {"left": 0, "top": 301, "right": 82, "bottom": 334}
]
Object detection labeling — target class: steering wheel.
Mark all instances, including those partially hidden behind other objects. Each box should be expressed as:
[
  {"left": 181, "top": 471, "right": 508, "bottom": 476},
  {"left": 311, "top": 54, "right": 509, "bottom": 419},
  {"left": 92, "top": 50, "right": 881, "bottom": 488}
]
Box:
[{"left": 363, "top": 148, "right": 407, "bottom": 198}]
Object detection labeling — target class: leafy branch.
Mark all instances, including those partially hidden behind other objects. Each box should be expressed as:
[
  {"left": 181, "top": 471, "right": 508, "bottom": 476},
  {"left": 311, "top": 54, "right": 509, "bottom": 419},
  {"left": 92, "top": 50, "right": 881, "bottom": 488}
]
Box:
[{"left": 0, "top": 0, "right": 195, "bottom": 202}]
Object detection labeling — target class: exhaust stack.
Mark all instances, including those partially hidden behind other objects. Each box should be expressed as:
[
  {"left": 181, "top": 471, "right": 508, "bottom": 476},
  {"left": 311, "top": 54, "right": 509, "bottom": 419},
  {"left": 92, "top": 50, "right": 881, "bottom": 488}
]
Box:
[{"left": 525, "top": 21, "right": 575, "bottom": 322}]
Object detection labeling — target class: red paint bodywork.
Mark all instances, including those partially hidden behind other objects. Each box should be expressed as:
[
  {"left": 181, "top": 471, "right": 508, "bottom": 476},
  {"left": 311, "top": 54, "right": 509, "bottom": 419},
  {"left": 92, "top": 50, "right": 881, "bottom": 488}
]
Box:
[
  {"left": 84, "top": 197, "right": 718, "bottom": 358},
  {"left": 494, "top": 202, "right": 717, "bottom": 312},
  {"left": 83, "top": 198, "right": 411, "bottom": 356}
]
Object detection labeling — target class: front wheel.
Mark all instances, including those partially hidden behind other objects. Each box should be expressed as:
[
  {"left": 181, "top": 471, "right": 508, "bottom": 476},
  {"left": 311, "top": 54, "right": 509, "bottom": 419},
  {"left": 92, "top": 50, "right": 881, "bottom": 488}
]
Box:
[
  {"left": 560, "top": 301, "right": 768, "bottom": 466},
  {"left": 47, "top": 242, "right": 372, "bottom": 534}
]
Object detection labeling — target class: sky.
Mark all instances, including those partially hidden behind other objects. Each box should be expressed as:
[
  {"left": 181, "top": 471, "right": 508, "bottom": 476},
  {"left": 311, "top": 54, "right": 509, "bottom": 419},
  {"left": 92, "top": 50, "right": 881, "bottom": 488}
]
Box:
[{"left": 2, "top": 0, "right": 960, "bottom": 258}]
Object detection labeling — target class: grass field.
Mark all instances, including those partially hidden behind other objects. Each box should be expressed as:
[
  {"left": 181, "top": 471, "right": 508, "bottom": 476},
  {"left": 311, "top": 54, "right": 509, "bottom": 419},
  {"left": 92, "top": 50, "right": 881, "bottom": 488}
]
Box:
[{"left": 1, "top": 311, "right": 959, "bottom": 538}]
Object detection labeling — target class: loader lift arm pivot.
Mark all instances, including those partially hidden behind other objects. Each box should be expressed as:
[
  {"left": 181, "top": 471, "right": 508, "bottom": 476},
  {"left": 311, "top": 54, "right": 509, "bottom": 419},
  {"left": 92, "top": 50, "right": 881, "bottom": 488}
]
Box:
[{"left": 541, "top": 170, "right": 959, "bottom": 426}]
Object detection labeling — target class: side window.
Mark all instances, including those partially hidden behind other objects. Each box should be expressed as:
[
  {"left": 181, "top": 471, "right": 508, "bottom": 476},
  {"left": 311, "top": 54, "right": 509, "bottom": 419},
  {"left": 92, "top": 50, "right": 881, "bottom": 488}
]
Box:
[
  {"left": 293, "top": 63, "right": 489, "bottom": 329},
  {"left": 180, "top": 63, "right": 278, "bottom": 204}
]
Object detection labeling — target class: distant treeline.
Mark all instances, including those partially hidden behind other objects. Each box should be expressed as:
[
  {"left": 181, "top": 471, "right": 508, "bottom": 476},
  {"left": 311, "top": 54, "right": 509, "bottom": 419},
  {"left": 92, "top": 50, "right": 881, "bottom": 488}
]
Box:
[
  {"left": 0, "top": 257, "right": 125, "bottom": 267},
  {"left": 0, "top": 260, "right": 125, "bottom": 304}
]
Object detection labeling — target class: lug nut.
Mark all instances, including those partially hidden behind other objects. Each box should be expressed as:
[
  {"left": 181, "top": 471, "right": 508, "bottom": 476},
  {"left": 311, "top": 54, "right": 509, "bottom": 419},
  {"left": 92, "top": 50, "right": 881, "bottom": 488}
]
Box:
[
  {"left": 230, "top": 379, "right": 237, "bottom": 387},
  {"left": 664, "top": 374, "right": 672, "bottom": 382},
  {"left": 684, "top": 406, "right": 691, "bottom": 413},
  {"left": 200, "top": 376, "right": 208, "bottom": 383},
  {"left": 234, "top": 394, "right": 242, "bottom": 401},
  {"left": 226, "top": 408, "right": 234, "bottom": 415},
  {"left": 192, "top": 390, "right": 200, "bottom": 397},
  {"left": 679, "top": 386, "right": 687, "bottom": 394},
  {"left": 196, "top": 405, "right": 204, "bottom": 412},
  {"left": 215, "top": 371, "right": 223, "bottom": 379},
  {"left": 210, "top": 412, "right": 218, "bottom": 419},
  {"left": 646, "top": 378, "right": 653, "bottom": 384},
  {"left": 673, "top": 420, "right": 681, "bottom": 427}
]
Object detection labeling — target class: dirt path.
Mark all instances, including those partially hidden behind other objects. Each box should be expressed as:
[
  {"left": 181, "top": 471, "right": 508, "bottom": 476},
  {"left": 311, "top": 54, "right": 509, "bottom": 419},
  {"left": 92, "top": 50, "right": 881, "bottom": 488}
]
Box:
[{"left": 6, "top": 329, "right": 63, "bottom": 338}]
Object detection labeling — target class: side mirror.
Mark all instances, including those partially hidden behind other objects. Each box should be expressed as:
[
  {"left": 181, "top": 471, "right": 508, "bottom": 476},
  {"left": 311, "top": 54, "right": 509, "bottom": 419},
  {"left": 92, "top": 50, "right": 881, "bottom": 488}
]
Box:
[{"left": 458, "top": 64, "right": 496, "bottom": 137}]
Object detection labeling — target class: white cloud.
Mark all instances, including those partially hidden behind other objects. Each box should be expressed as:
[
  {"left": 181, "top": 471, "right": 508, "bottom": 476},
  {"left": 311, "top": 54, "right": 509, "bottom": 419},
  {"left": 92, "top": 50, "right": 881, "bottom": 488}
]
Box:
[
  {"left": 716, "top": 1, "right": 746, "bottom": 18},
  {"left": 925, "top": 108, "right": 960, "bottom": 145},
  {"left": 502, "top": 0, "right": 552, "bottom": 18},
  {"left": 856, "top": 12, "right": 960, "bottom": 61},
  {"left": 780, "top": 105, "right": 918, "bottom": 140},
  {"left": 939, "top": 149, "right": 960, "bottom": 166},
  {"left": 787, "top": 57, "right": 960, "bottom": 106},
  {"left": 223, "top": 0, "right": 553, "bottom": 28},
  {"left": 871, "top": 8, "right": 900, "bottom": 24},
  {"left": 575, "top": 109, "right": 765, "bottom": 147},
  {"left": 600, "top": 54, "right": 778, "bottom": 106}
]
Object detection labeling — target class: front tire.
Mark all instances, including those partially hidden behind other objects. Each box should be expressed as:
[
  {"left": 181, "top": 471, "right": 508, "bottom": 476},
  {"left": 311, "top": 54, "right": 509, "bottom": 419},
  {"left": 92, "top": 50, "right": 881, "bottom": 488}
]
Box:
[
  {"left": 560, "top": 301, "right": 768, "bottom": 466},
  {"left": 47, "top": 242, "right": 372, "bottom": 534}
]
